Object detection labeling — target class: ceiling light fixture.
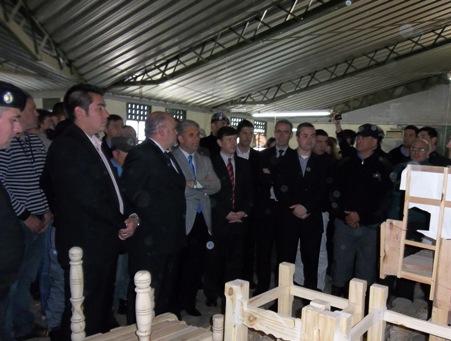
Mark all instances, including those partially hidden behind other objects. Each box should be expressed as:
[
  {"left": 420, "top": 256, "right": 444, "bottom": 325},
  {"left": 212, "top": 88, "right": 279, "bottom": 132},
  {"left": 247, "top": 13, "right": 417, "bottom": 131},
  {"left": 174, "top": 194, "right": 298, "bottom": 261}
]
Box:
[{"left": 252, "top": 110, "right": 331, "bottom": 118}]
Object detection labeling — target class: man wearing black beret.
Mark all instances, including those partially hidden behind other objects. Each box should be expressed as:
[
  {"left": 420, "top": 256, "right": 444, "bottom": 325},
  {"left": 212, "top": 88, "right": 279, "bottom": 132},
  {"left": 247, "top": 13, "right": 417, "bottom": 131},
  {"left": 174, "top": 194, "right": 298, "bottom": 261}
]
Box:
[{"left": 0, "top": 81, "right": 26, "bottom": 341}]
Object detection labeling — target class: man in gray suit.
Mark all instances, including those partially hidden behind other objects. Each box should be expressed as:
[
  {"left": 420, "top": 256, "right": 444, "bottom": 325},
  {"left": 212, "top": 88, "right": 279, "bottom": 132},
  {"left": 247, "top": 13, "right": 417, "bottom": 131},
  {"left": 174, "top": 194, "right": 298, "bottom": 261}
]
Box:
[{"left": 173, "top": 120, "right": 220, "bottom": 316}]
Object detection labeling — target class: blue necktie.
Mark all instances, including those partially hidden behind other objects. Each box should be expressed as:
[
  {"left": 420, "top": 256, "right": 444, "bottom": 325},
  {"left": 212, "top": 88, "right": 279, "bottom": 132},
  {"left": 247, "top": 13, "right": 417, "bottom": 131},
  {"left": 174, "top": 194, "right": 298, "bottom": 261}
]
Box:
[
  {"left": 188, "top": 155, "right": 202, "bottom": 213},
  {"left": 188, "top": 154, "right": 196, "bottom": 177}
]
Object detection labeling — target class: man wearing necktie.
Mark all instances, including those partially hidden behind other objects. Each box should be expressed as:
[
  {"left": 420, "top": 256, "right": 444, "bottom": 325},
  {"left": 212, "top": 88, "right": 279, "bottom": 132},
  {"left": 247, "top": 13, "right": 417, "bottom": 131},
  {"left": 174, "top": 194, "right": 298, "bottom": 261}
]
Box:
[
  {"left": 121, "top": 112, "right": 186, "bottom": 318},
  {"left": 255, "top": 119, "right": 296, "bottom": 295},
  {"left": 204, "top": 126, "right": 252, "bottom": 309},
  {"left": 172, "top": 120, "right": 220, "bottom": 316},
  {"left": 42, "top": 84, "right": 138, "bottom": 339}
]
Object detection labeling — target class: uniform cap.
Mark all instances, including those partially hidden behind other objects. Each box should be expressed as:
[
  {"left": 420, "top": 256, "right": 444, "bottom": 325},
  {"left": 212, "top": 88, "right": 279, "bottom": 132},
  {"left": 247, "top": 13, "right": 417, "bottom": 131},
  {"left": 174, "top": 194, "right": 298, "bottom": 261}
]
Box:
[
  {"left": 357, "top": 123, "right": 384, "bottom": 141},
  {"left": 0, "top": 81, "right": 27, "bottom": 110},
  {"left": 210, "top": 111, "right": 229, "bottom": 124}
]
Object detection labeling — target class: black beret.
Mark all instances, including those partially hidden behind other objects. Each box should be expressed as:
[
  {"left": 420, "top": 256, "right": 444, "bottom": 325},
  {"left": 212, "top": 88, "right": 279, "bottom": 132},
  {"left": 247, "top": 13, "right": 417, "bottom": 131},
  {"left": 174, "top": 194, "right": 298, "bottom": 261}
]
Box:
[{"left": 0, "top": 81, "right": 27, "bottom": 111}]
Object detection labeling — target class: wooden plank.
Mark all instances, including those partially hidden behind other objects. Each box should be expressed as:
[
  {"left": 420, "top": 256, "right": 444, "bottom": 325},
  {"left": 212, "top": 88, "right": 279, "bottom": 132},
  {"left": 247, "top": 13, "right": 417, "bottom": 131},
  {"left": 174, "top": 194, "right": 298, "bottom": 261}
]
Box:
[
  {"left": 405, "top": 196, "right": 441, "bottom": 206},
  {"left": 248, "top": 287, "right": 281, "bottom": 307},
  {"left": 430, "top": 306, "right": 450, "bottom": 341},
  {"left": 343, "top": 278, "right": 367, "bottom": 327},
  {"left": 367, "top": 284, "right": 388, "bottom": 341},
  {"left": 434, "top": 239, "right": 451, "bottom": 309},
  {"left": 401, "top": 250, "right": 434, "bottom": 278},
  {"left": 379, "top": 220, "right": 403, "bottom": 278},
  {"left": 384, "top": 310, "right": 451, "bottom": 340},
  {"left": 224, "top": 280, "right": 249, "bottom": 341},
  {"left": 399, "top": 270, "right": 432, "bottom": 285},
  {"left": 277, "top": 262, "right": 295, "bottom": 315},
  {"left": 243, "top": 305, "right": 302, "bottom": 340},
  {"left": 349, "top": 312, "right": 378, "bottom": 340},
  {"left": 404, "top": 239, "right": 436, "bottom": 251},
  {"left": 290, "top": 286, "right": 348, "bottom": 309}
]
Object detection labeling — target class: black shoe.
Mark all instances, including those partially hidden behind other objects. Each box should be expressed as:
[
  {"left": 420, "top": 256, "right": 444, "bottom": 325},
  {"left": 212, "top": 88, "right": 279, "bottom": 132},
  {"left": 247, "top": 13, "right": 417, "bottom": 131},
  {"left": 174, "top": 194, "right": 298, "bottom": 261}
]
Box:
[
  {"left": 184, "top": 306, "right": 202, "bottom": 316},
  {"left": 16, "top": 324, "right": 49, "bottom": 340},
  {"left": 49, "top": 327, "right": 62, "bottom": 341},
  {"left": 117, "top": 299, "right": 128, "bottom": 315},
  {"left": 206, "top": 298, "right": 217, "bottom": 307}
]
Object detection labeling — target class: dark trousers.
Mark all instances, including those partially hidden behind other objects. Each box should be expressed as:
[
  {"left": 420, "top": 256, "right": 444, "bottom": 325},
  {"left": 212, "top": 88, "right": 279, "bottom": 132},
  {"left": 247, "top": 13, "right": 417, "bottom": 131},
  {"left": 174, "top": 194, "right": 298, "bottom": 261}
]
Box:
[
  {"left": 243, "top": 211, "right": 257, "bottom": 284},
  {"left": 127, "top": 251, "right": 180, "bottom": 322},
  {"left": 60, "top": 256, "right": 118, "bottom": 340},
  {"left": 277, "top": 213, "right": 323, "bottom": 290},
  {"left": 177, "top": 213, "right": 209, "bottom": 310},
  {"left": 255, "top": 201, "right": 282, "bottom": 294},
  {"left": 204, "top": 221, "right": 246, "bottom": 302}
]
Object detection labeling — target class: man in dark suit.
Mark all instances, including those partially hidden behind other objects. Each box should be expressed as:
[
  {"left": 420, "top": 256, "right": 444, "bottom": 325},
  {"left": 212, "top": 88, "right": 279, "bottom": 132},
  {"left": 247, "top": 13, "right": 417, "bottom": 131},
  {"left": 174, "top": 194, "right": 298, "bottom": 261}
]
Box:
[
  {"left": 278, "top": 123, "right": 327, "bottom": 291},
  {"left": 0, "top": 82, "right": 26, "bottom": 341},
  {"left": 42, "top": 84, "right": 138, "bottom": 339},
  {"left": 388, "top": 125, "right": 418, "bottom": 166},
  {"left": 235, "top": 119, "right": 260, "bottom": 286},
  {"left": 101, "top": 114, "right": 123, "bottom": 159},
  {"left": 204, "top": 126, "right": 253, "bottom": 308},
  {"left": 121, "top": 112, "right": 186, "bottom": 318},
  {"left": 173, "top": 120, "right": 220, "bottom": 316},
  {"left": 255, "top": 119, "right": 296, "bottom": 294}
]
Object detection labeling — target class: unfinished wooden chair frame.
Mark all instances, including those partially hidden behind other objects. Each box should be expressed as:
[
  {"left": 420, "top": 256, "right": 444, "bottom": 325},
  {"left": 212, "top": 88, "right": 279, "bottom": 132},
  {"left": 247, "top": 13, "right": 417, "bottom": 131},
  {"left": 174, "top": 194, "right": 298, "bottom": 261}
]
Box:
[
  {"left": 224, "top": 262, "right": 367, "bottom": 340},
  {"left": 380, "top": 165, "right": 451, "bottom": 340},
  {"left": 224, "top": 263, "right": 451, "bottom": 341},
  {"left": 69, "top": 246, "right": 224, "bottom": 341}
]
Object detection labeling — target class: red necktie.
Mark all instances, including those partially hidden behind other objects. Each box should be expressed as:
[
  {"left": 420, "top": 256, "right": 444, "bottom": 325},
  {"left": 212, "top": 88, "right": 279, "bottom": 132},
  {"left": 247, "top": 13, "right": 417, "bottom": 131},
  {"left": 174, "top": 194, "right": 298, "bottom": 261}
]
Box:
[{"left": 226, "top": 157, "right": 235, "bottom": 209}]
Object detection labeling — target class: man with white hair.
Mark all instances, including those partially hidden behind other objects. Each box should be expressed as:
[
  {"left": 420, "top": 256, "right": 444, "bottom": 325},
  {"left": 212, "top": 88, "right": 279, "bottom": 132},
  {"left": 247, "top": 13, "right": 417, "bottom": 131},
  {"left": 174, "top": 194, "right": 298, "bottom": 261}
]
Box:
[{"left": 122, "top": 112, "right": 186, "bottom": 318}]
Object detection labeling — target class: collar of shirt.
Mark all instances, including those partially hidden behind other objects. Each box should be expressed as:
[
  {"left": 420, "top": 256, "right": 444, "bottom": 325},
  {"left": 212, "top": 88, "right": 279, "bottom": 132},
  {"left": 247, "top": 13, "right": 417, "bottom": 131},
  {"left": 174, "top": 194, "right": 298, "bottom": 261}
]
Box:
[
  {"left": 275, "top": 145, "right": 288, "bottom": 155},
  {"left": 220, "top": 151, "right": 235, "bottom": 167},
  {"left": 236, "top": 146, "right": 250, "bottom": 160},
  {"left": 298, "top": 152, "right": 311, "bottom": 160},
  {"left": 180, "top": 147, "right": 196, "bottom": 164},
  {"left": 150, "top": 138, "right": 169, "bottom": 154}
]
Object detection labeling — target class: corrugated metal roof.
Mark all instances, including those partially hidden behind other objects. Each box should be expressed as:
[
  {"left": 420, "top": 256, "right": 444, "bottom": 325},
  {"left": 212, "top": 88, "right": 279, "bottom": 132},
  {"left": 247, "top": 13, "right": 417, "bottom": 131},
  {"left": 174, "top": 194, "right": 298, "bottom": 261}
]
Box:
[{"left": 1, "top": 0, "right": 451, "bottom": 113}]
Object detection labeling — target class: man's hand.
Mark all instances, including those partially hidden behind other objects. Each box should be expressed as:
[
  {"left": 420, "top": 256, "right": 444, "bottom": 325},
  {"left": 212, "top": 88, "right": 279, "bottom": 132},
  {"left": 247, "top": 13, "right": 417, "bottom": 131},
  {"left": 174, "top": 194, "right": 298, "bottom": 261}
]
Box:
[
  {"left": 43, "top": 211, "right": 53, "bottom": 227},
  {"left": 345, "top": 211, "right": 360, "bottom": 228},
  {"left": 290, "top": 204, "right": 309, "bottom": 219},
  {"left": 186, "top": 180, "right": 196, "bottom": 188},
  {"left": 24, "top": 214, "right": 45, "bottom": 233},
  {"left": 332, "top": 112, "right": 342, "bottom": 133},
  {"left": 118, "top": 215, "right": 139, "bottom": 240},
  {"left": 226, "top": 211, "right": 248, "bottom": 223}
]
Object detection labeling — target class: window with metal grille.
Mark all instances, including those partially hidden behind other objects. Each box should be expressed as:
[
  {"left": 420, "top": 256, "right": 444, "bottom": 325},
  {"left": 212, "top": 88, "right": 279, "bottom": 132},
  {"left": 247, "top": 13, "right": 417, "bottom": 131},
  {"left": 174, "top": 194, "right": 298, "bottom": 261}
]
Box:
[
  {"left": 125, "top": 102, "right": 151, "bottom": 142},
  {"left": 167, "top": 108, "right": 186, "bottom": 121},
  {"left": 230, "top": 117, "right": 244, "bottom": 128},
  {"left": 253, "top": 120, "right": 267, "bottom": 135}
]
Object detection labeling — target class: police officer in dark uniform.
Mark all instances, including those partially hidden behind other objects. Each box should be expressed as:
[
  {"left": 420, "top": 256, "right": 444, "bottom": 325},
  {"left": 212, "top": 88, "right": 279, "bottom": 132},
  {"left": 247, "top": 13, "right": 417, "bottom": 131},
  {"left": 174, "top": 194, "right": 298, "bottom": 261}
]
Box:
[
  {"left": 330, "top": 123, "right": 392, "bottom": 296},
  {"left": 199, "top": 112, "right": 229, "bottom": 156},
  {"left": 0, "top": 81, "right": 27, "bottom": 341}
]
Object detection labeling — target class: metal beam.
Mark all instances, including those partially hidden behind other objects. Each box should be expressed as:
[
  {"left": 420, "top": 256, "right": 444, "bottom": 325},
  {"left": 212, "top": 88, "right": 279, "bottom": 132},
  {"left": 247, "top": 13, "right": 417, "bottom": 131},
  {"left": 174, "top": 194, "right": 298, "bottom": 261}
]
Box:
[
  {"left": 219, "top": 23, "right": 451, "bottom": 108},
  {"left": 331, "top": 75, "right": 448, "bottom": 114},
  {"left": 112, "top": 0, "right": 351, "bottom": 87},
  {"left": 0, "top": 0, "right": 80, "bottom": 80}
]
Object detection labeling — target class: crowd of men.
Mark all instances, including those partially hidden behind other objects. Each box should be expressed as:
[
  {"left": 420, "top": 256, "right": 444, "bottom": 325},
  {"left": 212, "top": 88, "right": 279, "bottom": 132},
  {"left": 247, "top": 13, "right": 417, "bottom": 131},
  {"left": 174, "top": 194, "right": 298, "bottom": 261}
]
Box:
[{"left": 1, "top": 81, "right": 451, "bottom": 340}]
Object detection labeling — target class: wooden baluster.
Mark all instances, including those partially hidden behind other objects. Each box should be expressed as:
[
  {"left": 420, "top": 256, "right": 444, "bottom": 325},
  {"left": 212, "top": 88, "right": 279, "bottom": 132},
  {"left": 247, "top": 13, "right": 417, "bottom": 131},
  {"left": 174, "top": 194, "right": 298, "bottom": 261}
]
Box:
[
  {"left": 212, "top": 314, "right": 224, "bottom": 341},
  {"left": 224, "top": 280, "right": 249, "bottom": 341},
  {"left": 69, "top": 247, "right": 85, "bottom": 341},
  {"left": 135, "top": 270, "right": 153, "bottom": 341}
]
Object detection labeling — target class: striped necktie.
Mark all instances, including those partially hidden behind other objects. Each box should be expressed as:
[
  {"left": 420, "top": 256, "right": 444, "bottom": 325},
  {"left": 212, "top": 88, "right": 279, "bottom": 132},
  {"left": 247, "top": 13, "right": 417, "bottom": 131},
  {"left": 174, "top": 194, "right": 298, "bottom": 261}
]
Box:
[{"left": 226, "top": 157, "right": 235, "bottom": 209}]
